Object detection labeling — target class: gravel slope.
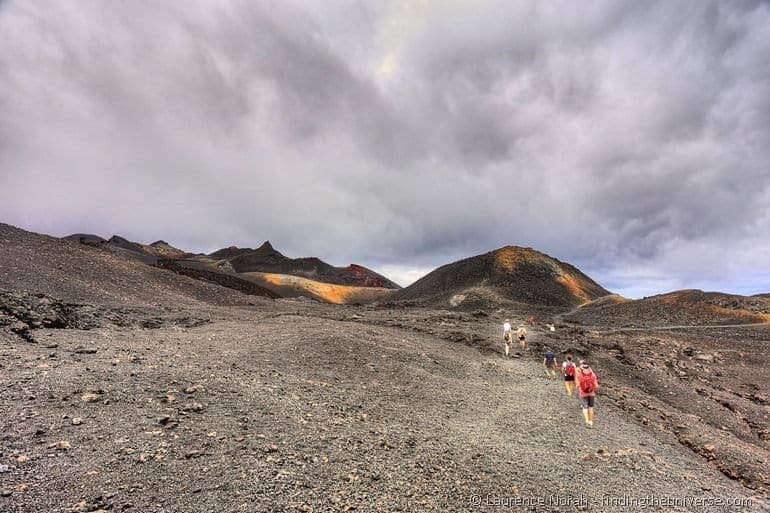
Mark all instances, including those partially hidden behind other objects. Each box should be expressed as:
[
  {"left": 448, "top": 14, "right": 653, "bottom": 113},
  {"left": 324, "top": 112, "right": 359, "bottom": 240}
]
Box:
[
  {"left": 0, "top": 224, "right": 252, "bottom": 307},
  {"left": 1, "top": 302, "right": 764, "bottom": 513}
]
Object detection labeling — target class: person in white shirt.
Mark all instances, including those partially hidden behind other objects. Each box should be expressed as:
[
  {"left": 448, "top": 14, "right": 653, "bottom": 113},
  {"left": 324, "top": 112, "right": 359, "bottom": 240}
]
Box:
[{"left": 502, "top": 319, "right": 513, "bottom": 356}]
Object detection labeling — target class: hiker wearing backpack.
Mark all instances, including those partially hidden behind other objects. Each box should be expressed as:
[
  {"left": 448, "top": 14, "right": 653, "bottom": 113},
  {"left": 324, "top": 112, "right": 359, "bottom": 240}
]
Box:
[
  {"left": 562, "top": 355, "right": 577, "bottom": 396},
  {"left": 543, "top": 350, "right": 557, "bottom": 379},
  {"left": 502, "top": 319, "right": 513, "bottom": 356},
  {"left": 516, "top": 325, "right": 527, "bottom": 348},
  {"left": 577, "top": 362, "right": 598, "bottom": 428}
]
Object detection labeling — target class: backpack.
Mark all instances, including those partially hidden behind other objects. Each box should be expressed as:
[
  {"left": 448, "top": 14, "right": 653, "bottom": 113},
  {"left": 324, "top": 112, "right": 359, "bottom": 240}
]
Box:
[
  {"left": 579, "top": 371, "right": 596, "bottom": 394},
  {"left": 564, "top": 362, "right": 576, "bottom": 377}
]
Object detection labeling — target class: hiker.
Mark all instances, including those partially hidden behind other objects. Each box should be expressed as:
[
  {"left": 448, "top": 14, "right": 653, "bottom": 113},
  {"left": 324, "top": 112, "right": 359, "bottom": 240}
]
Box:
[
  {"left": 562, "top": 355, "right": 577, "bottom": 396},
  {"left": 516, "top": 324, "right": 527, "bottom": 348},
  {"left": 576, "top": 361, "right": 598, "bottom": 428},
  {"left": 543, "top": 350, "right": 557, "bottom": 379},
  {"left": 502, "top": 319, "right": 513, "bottom": 356},
  {"left": 529, "top": 315, "right": 536, "bottom": 326}
]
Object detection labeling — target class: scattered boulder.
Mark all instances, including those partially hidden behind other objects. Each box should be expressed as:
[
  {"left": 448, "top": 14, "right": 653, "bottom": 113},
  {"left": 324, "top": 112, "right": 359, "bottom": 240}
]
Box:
[
  {"left": 184, "top": 384, "right": 205, "bottom": 394},
  {"left": 81, "top": 392, "right": 102, "bottom": 403},
  {"left": 181, "top": 402, "right": 204, "bottom": 413}
]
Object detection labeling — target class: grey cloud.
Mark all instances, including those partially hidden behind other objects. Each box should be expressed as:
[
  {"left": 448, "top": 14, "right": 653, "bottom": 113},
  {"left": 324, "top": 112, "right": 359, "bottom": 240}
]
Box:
[{"left": 1, "top": 0, "right": 769, "bottom": 297}]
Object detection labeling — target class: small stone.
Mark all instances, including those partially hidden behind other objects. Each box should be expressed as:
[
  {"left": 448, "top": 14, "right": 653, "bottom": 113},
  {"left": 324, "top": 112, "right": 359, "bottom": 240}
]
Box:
[
  {"left": 182, "top": 402, "right": 204, "bottom": 413},
  {"left": 74, "top": 347, "right": 97, "bottom": 354},
  {"left": 49, "top": 440, "right": 71, "bottom": 451},
  {"left": 16, "top": 454, "right": 29, "bottom": 463},
  {"left": 1, "top": 489, "right": 12, "bottom": 497},
  {"left": 0, "top": 465, "right": 9, "bottom": 473},
  {"left": 156, "top": 415, "right": 171, "bottom": 426},
  {"left": 185, "top": 450, "right": 203, "bottom": 459},
  {"left": 184, "top": 384, "right": 204, "bottom": 394},
  {"left": 72, "top": 418, "right": 83, "bottom": 426},
  {"left": 71, "top": 500, "right": 88, "bottom": 512},
  {"left": 262, "top": 444, "right": 279, "bottom": 453},
  {"left": 81, "top": 393, "right": 101, "bottom": 403}
]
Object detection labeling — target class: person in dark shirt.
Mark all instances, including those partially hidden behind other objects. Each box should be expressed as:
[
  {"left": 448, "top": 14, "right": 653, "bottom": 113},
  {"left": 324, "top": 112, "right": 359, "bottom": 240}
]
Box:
[{"left": 543, "top": 350, "right": 557, "bottom": 379}]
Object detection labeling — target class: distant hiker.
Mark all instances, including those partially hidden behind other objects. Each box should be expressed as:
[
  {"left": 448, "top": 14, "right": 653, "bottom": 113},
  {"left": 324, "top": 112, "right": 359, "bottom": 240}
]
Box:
[
  {"left": 516, "top": 325, "right": 527, "bottom": 348},
  {"left": 577, "top": 362, "right": 598, "bottom": 428},
  {"left": 543, "top": 350, "right": 557, "bottom": 379},
  {"left": 529, "top": 315, "right": 536, "bottom": 326},
  {"left": 502, "top": 319, "right": 513, "bottom": 356},
  {"left": 562, "top": 355, "right": 577, "bottom": 396}
]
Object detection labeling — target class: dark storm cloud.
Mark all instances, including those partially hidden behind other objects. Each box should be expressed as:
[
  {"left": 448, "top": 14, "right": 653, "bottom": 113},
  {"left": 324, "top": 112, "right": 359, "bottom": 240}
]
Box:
[{"left": 1, "top": 0, "right": 769, "bottom": 296}]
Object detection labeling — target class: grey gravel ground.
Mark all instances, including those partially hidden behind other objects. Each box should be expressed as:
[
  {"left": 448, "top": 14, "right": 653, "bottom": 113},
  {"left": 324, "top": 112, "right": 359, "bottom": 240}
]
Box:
[{"left": 1, "top": 301, "right": 765, "bottom": 513}]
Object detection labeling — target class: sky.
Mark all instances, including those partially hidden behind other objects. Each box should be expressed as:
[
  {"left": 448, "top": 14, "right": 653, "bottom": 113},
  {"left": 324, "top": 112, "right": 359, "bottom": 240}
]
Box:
[{"left": 1, "top": 0, "right": 769, "bottom": 297}]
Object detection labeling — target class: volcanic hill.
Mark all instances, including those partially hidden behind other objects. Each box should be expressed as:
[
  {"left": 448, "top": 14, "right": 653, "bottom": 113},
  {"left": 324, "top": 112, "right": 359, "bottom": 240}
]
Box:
[
  {"left": 63, "top": 233, "right": 189, "bottom": 265},
  {"left": 391, "top": 246, "right": 611, "bottom": 308},
  {"left": 210, "top": 241, "right": 400, "bottom": 289},
  {"left": 566, "top": 289, "right": 770, "bottom": 327},
  {"left": 62, "top": 231, "right": 399, "bottom": 304},
  {"left": 2, "top": 224, "right": 269, "bottom": 306}
]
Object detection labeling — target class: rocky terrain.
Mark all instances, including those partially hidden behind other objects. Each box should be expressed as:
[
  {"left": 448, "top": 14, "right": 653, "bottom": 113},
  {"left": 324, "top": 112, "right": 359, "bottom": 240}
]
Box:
[
  {"left": 1, "top": 223, "right": 768, "bottom": 512},
  {"left": 1, "top": 299, "right": 767, "bottom": 513},
  {"left": 391, "top": 246, "right": 611, "bottom": 309},
  {"left": 566, "top": 289, "right": 770, "bottom": 327}
]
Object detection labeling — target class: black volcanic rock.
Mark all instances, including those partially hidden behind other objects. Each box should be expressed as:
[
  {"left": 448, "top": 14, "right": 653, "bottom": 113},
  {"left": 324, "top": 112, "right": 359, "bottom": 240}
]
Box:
[
  {"left": 107, "top": 235, "right": 146, "bottom": 254},
  {"left": 209, "top": 246, "right": 255, "bottom": 260},
  {"left": 63, "top": 233, "right": 106, "bottom": 245}
]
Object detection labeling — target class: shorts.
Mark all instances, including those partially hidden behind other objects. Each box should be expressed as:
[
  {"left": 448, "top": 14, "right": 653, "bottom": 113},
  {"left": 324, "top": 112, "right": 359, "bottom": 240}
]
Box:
[
  {"left": 564, "top": 375, "right": 575, "bottom": 382},
  {"left": 518, "top": 336, "right": 526, "bottom": 341},
  {"left": 581, "top": 396, "right": 595, "bottom": 409}
]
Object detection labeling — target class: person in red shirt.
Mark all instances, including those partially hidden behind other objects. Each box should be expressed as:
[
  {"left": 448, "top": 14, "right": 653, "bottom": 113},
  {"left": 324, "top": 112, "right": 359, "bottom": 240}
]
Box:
[{"left": 576, "top": 361, "right": 598, "bottom": 428}]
